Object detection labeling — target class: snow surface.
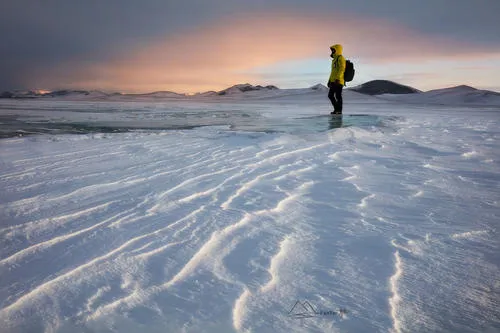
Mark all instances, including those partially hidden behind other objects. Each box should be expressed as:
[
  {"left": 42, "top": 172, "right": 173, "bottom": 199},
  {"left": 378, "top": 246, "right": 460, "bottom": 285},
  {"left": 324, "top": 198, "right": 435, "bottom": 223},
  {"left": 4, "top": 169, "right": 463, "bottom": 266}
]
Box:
[{"left": 0, "top": 91, "right": 499, "bottom": 333}]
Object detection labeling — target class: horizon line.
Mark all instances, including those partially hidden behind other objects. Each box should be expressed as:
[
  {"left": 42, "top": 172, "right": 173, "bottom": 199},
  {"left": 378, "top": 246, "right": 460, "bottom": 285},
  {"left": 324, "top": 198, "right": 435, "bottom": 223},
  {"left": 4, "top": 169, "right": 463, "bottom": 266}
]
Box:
[{"left": 2, "top": 80, "right": 498, "bottom": 96}]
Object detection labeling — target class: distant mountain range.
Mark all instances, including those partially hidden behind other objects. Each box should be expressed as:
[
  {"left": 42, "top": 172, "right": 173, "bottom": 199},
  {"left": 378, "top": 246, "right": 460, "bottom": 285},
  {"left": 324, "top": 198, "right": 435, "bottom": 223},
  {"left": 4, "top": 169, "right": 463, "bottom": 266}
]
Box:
[
  {"left": 1, "top": 81, "right": 499, "bottom": 106},
  {"left": 216, "top": 83, "right": 279, "bottom": 95},
  {"left": 0, "top": 83, "right": 313, "bottom": 100}
]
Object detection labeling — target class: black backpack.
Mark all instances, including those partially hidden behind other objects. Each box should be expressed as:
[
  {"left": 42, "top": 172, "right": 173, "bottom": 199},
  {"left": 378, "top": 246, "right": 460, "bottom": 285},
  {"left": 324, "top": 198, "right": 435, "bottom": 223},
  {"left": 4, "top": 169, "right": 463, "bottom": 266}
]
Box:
[{"left": 344, "top": 60, "right": 355, "bottom": 82}]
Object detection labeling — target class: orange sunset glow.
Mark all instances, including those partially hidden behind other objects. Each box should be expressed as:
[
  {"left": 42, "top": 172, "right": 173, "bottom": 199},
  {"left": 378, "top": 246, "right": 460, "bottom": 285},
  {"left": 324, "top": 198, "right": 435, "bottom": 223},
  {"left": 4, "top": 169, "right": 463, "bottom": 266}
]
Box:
[{"left": 21, "top": 11, "right": 500, "bottom": 93}]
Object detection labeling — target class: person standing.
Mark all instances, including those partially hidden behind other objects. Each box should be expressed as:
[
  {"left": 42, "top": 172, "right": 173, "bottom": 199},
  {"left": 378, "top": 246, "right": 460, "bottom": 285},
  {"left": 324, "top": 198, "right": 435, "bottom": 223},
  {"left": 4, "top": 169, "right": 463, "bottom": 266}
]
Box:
[{"left": 328, "top": 44, "right": 346, "bottom": 115}]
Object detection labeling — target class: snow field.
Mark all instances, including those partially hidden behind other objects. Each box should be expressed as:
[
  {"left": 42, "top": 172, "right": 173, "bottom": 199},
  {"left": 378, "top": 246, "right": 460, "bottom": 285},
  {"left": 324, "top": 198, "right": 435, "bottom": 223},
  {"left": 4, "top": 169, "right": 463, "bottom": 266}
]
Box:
[{"left": 0, "top": 99, "right": 499, "bottom": 333}]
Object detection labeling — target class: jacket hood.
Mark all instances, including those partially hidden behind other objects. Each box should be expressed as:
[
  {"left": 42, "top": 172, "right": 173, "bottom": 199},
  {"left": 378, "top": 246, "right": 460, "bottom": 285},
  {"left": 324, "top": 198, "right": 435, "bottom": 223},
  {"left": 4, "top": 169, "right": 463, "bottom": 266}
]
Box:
[{"left": 330, "top": 44, "right": 343, "bottom": 55}]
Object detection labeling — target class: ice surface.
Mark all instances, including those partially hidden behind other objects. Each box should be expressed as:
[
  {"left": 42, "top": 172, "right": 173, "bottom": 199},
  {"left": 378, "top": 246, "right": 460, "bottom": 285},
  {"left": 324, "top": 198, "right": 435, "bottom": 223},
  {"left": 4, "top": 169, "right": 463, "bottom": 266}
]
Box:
[{"left": 0, "top": 93, "right": 499, "bottom": 333}]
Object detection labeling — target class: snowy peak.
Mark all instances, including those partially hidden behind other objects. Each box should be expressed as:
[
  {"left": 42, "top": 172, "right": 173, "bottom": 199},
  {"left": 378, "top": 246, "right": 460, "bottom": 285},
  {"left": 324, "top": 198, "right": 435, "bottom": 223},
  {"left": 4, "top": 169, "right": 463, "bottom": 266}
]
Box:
[
  {"left": 217, "top": 83, "right": 279, "bottom": 95},
  {"left": 193, "top": 91, "right": 218, "bottom": 97},
  {"left": 351, "top": 80, "right": 421, "bottom": 95},
  {"left": 309, "top": 83, "right": 328, "bottom": 91},
  {"left": 127, "top": 91, "right": 185, "bottom": 98},
  {"left": 453, "top": 85, "right": 478, "bottom": 91},
  {"left": 212, "top": 83, "right": 328, "bottom": 97}
]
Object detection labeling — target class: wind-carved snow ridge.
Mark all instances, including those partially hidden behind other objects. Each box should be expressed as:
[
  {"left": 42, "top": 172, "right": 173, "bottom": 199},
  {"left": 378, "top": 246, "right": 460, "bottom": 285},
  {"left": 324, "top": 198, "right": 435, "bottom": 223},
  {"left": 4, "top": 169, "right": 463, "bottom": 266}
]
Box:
[
  {"left": 390, "top": 239, "right": 424, "bottom": 257},
  {"left": 164, "top": 180, "right": 313, "bottom": 331},
  {"left": 389, "top": 251, "right": 403, "bottom": 333},
  {"left": 461, "top": 151, "right": 479, "bottom": 158},
  {"left": 230, "top": 182, "right": 313, "bottom": 332},
  {"left": 339, "top": 164, "right": 360, "bottom": 182},
  {"left": 411, "top": 190, "right": 424, "bottom": 198},
  {"left": 1, "top": 200, "right": 116, "bottom": 240},
  {"left": 164, "top": 212, "right": 254, "bottom": 289},
  {"left": 451, "top": 230, "right": 489, "bottom": 240},
  {"left": 358, "top": 193, "right": 375, "bottom": 208},
  {"left": 233, "top": 288, "right": 251, "bottom": 332},
  {"left": 0, "top": 201, "right": 139, "bottom": 266},
  {"left": 338, "top": 163, "right": 378, "bottom": 210},
  {"left": 220, "top": 165, "right": 288, "bottom": 210},
  {"left": 260, "top": 236, "right": 292, "bottom": 293},
  {"left": 147, "top": 165, "right": 240, "bottom": 215},
  {"left": 89, "top": 171, "right": 314, "bottom": 326}
]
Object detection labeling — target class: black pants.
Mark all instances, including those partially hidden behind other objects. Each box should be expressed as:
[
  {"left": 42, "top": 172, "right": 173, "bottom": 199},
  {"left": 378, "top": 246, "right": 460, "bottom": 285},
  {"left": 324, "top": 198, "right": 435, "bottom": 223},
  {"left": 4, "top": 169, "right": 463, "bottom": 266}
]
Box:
[{"left": 328, "top": 83, "right": 343, "bottom": 113}]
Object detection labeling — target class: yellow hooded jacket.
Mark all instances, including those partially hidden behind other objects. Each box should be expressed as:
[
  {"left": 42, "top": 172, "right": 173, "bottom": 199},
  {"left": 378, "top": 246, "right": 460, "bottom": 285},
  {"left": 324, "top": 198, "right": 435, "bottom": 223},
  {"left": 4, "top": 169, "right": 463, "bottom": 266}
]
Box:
[{"left": 329, "top": 44, "right": 346, "bottom": 86}]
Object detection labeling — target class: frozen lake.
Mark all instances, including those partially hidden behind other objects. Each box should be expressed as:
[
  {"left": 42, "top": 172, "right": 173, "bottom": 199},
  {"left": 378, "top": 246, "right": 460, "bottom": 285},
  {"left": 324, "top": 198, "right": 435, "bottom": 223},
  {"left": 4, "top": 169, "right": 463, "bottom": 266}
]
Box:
[
  {"left": 0, "top": 96, "right": 499, "bottom": 332},
  {"left": 0, "top": 97, "right": 394, "bottom": 138}
]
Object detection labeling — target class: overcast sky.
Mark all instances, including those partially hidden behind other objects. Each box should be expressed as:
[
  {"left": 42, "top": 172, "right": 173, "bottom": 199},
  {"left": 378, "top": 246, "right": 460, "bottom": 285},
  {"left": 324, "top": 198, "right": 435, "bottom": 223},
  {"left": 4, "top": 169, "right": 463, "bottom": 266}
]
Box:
[{"left": 2, "top": 0, "right": 499, "bottom": 92}]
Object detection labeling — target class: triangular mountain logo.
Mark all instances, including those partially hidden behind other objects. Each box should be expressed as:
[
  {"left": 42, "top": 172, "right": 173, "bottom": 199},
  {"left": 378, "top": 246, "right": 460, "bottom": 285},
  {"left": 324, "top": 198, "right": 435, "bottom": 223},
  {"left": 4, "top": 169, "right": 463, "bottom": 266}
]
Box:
[{"left": 288, "top": 301, "right": 319, "bottom": 318}]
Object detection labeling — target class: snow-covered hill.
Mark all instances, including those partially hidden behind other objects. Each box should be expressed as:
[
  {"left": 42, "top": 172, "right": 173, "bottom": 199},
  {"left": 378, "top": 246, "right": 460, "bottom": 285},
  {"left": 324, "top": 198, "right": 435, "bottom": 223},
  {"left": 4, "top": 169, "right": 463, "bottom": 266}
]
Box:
[
  {"left": 0, "top": 90, "right": 113, "bottom": 100},
  {"left": 188, "top": 84, "right": 334, "bottom": 101},
  {"left": 127, "top": 91, "right": 186, "bottom": 98},
  {"left": 350, "top": 80, "right": 421, "bottom": 95},
  {"left": 379, "top": 85, "right": 500, "bottom": 107},
  {"left": 46, "top": 90, "right": 111, "bottom": 100},
  {"left": 216, "top": 83, "right": 279, "bottom": 95},
  {"left": 107, "top": 91, "right": 186, "bottom": 101}
]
